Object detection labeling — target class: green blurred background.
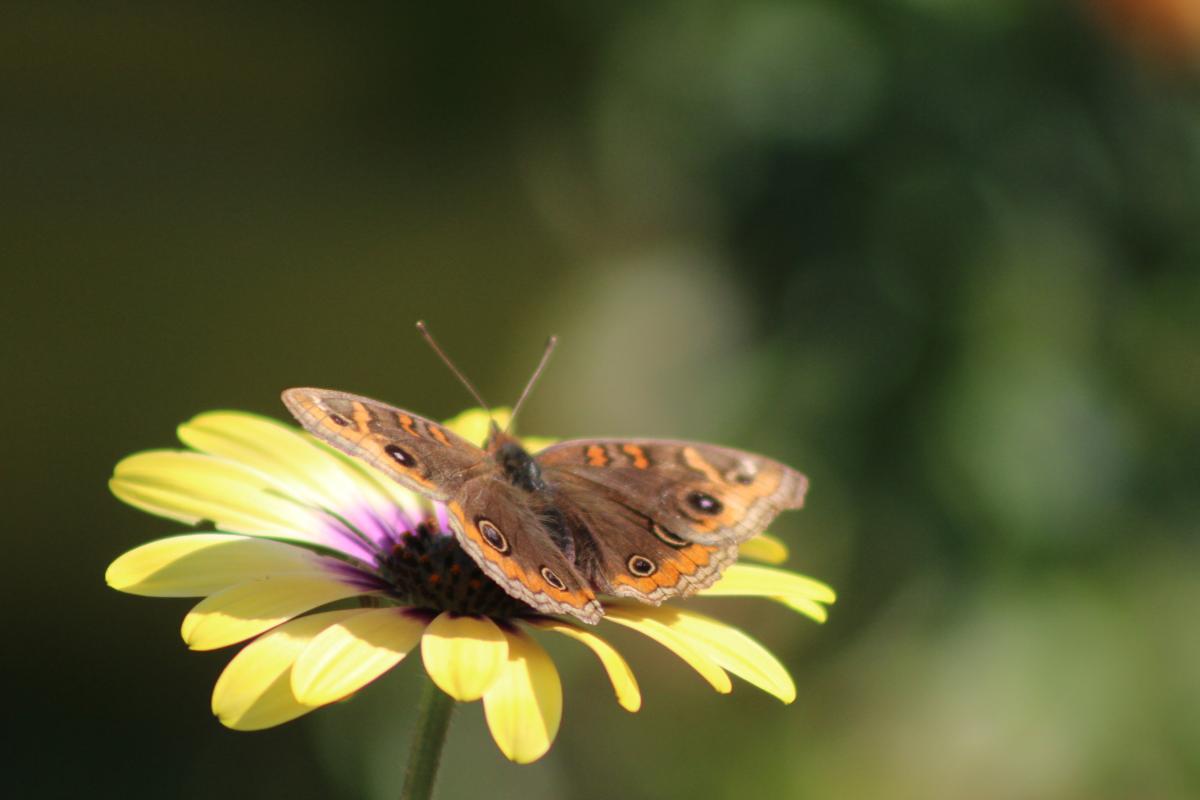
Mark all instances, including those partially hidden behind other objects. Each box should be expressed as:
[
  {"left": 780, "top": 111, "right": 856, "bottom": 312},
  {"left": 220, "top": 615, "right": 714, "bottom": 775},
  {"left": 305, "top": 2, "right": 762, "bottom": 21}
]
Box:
[{"left": 5, "top": 2, "right": 1199, "bottom": 798}]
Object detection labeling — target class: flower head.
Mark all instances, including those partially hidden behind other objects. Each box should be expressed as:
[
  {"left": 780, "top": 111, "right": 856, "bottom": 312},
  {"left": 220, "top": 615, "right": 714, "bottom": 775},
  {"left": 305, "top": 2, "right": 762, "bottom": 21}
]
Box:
[{"left": 107, "top": 408, "right": 834, "bottom": 763}]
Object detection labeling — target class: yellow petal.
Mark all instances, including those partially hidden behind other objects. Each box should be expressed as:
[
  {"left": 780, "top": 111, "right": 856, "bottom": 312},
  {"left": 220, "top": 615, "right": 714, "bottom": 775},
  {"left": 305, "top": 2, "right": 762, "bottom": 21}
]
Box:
[
  {"left": 105, "top": 534, "right": 326, "bottom": 596},
  {"left": 110, "top": 450, "right": 329, "bottom": 546},
  {"left": 520, "top": 436, "right": 559, "bottom": 452},
  {"left": 291, "top": 607, "right": 426, "bottom": 705},
  {"left": 314, "top": 439, "right": 426, "bottom": 524},
  {"left": 182, "top": 574, "right": 374, "bottom": 651},
  {"left": 441, "top": 407, "right": 510, "bottom": 447},
  {"left": 482, "top": 627, "right": 562, "bottom": 764},
  {"left": 618, "top": 605, "right": 795, "bottom": 703},
  {"left": 528, "top": 618, "right": 641, "bottom": 712},
  {"left": 212, "top": 609, "right": 362, "bottom": 730},
  {"left": 701, "top": 563, "right": 837, "bottom": 604},
  {"left": 179, "top": 411, "right": 421, "bottom": 522},
  {"left": 604, "top": 606, "right": 732, "bottom": 694},
  {"left": 774, "top": 595, "right": 829, "bottom": 623},
  {"left": 419, "top": 613, "right": 508, "bottom": 701},
  {"left": 438, "top": 408, "right": 556, "bottom": 451},
  {"left": 737, "top": 533, "right": 789, "bottom": 565}
]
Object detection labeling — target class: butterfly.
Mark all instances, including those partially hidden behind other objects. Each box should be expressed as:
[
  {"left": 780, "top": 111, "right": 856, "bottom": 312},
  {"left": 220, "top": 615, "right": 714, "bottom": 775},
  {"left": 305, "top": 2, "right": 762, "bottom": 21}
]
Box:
[{"left": 282, "top": 324, "right": 808, "bottom": 625}]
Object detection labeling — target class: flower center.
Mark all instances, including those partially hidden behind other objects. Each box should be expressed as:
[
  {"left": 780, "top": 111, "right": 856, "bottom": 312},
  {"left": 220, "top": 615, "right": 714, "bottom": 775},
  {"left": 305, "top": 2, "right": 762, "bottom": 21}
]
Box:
[{"left": 377, "top": 520, "right": 536, "bottom": 619}]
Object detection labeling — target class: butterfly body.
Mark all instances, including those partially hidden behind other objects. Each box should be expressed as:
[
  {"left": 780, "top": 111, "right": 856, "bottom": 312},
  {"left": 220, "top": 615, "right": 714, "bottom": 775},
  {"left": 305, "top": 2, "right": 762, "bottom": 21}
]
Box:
[
  {"left": 489, "top": 431, "right": 547, "bottom": 493},
  {"left": 283, "top": 387, "right": 807, "bottom": 625}
]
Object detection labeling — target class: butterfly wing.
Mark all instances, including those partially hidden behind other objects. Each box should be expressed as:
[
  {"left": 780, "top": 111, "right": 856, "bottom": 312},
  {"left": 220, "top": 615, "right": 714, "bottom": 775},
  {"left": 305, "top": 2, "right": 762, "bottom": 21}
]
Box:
[
  {"left": 532, "top": 439, "right": 805, "bottom": 605},
  {"left": 282, "top": 388, "right": 484, "bottom": 500},
  {"left": 442, "top": 477, "right": 603, "bottom": 623},
  {"left": 539, "top": 468, "right": 742, "bottom": 603},
  {"left": 537, "top": 439, "right": 808, "bottom": 546}
]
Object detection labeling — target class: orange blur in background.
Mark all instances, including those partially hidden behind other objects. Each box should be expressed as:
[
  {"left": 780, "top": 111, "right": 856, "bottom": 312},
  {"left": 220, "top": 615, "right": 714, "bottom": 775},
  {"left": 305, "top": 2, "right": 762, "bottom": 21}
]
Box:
[{"left": 1089, "top": 0, "right": 1200, "bottom": 63}]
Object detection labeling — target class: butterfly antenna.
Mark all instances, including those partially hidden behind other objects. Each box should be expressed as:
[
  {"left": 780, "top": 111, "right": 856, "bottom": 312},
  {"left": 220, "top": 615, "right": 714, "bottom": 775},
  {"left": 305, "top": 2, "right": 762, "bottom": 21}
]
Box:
[
  {"left": 416, "top": 321, "right": 493, "bottom": 418},
  {"left": 507, "top": 334, "right": 558, "bottom": 432}
]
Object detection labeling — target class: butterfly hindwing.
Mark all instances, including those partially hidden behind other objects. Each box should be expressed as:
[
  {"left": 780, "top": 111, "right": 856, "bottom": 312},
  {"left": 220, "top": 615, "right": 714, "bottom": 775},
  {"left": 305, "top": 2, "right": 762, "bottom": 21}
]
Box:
[
  {"left": 541, "top": 471, "right": 740, "bottom": 604},
  {"left": 443, "top": 478, "right": 603, "bottom": 623}
]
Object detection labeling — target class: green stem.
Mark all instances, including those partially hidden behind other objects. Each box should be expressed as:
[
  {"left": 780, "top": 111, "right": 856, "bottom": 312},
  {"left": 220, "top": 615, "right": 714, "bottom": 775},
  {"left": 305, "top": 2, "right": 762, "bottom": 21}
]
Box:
[{"left": 400, "top": 675, "right": 456, "bottom": 800}]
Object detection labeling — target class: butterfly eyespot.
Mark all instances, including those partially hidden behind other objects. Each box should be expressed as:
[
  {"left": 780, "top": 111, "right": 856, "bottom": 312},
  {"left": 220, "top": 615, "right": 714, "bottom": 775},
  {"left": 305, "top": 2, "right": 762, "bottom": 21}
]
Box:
[
  {"left": 651, "top": 522, "right": 689, "bottom": 548},
  {"left": 539, "top": 567, "right": 566, "bottom": 591},
  {"left": 728, "top": 470, "right": 756, "bottom": 485},
  {"left": 477, "top": 519, "right": 510, "bottom": 554},
  {"left": 384, "top": 444, "right": 416, "bottom": 468},
  {"left": 686, "top": 491, "right": 724, "bottom": 515},
  {"left": 328, "top": 413, "right": 349, "bottom": 427},
  {"left": 627, "top": 555, "right": 657, "bottom": 577}
]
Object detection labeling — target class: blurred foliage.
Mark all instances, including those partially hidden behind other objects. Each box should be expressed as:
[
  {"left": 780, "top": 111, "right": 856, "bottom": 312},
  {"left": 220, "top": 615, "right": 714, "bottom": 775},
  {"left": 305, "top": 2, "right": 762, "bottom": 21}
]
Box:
[{"left": 3, "top": 2, "right": 1198, "bottom": 798}]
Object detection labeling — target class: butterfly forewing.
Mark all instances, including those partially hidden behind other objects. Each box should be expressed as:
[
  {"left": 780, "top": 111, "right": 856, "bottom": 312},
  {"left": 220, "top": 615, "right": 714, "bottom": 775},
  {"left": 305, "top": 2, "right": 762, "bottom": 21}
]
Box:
[
  {"left": 281, "top": 388, "right": 484, "bottom": 501},
  {"left": 536, "top": 439, "right": 808, "bottom": 547}
]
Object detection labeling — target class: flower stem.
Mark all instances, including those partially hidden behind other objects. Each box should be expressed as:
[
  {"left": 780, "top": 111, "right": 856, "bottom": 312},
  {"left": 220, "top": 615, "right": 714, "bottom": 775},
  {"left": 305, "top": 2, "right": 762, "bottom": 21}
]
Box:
[{"left": 400, "top": 674, "right": 456, "bottom": 800}]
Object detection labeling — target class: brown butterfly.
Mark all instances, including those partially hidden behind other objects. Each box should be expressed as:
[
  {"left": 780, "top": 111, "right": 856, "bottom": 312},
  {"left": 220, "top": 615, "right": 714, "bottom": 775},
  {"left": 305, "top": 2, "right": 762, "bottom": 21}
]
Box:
[{"left": 282, "top": 323, "right": 807, "bottom": 625}]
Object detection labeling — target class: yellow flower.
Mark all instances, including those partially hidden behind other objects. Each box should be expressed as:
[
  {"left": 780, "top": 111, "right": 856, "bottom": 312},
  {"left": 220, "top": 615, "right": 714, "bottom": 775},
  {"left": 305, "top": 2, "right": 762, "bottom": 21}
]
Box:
[{"left": 106, "top": 408, "right": 835, "bottom": 764}]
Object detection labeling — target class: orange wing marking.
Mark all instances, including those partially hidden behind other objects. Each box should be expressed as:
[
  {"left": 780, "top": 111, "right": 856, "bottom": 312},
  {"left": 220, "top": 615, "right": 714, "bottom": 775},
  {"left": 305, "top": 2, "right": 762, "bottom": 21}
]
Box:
[
  {"left": 610, "top": 543, "right": 717, "bottom": 594},
  {"left": 586, "top": 445, "right": 609, "bottom": 467},
  {"left": 622, "top": 444, "right": 650, "bottom": 469},
  {"left": 682, "top": 447, "right": 722, "bottom": 482},
  {"left": 351, "top": 401, "right": 372, "bottom": 434},
  {"left": 397, "top": 413, "right": 418, "bottom": 437}
]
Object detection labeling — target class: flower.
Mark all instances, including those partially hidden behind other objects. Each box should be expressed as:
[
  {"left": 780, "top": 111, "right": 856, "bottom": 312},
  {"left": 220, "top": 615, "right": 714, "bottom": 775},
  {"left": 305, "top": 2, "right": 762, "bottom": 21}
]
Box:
[{"left": 106, "top": 407, "right": 835, "bottom": 763}]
